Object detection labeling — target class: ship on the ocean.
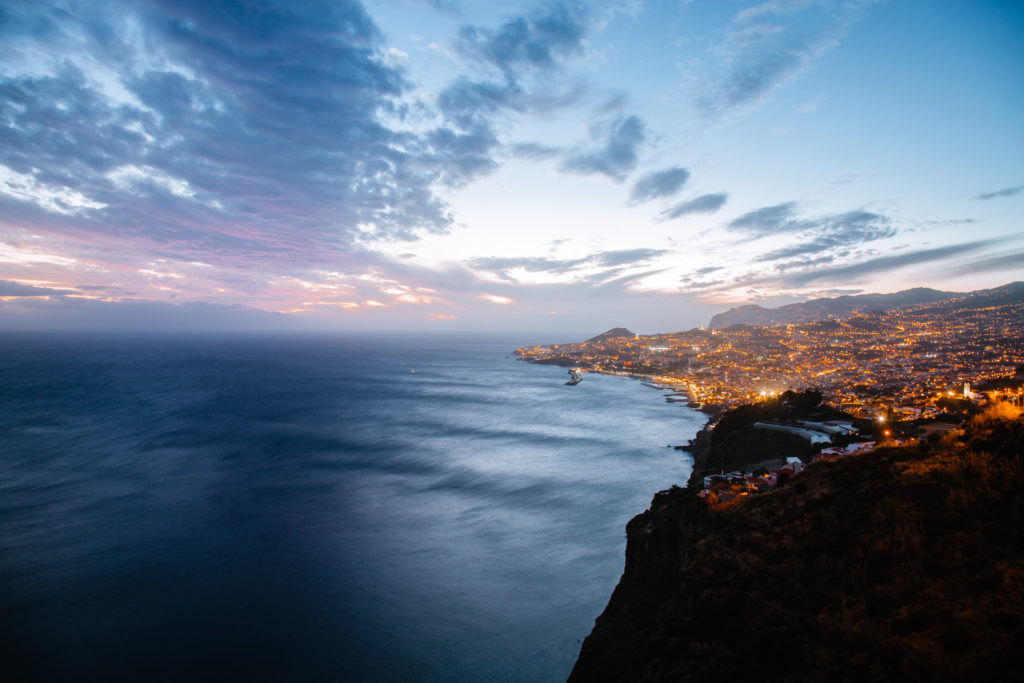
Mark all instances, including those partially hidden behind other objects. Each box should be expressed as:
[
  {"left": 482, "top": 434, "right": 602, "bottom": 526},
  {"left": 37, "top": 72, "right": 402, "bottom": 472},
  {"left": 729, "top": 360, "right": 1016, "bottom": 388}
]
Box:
[{"left": 565, "top": 368, "right": 583, "bottom": 385}]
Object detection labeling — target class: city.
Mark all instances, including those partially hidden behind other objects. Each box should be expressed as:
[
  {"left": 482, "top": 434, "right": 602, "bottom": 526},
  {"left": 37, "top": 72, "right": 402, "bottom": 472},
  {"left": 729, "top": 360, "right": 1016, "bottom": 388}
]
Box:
[{"left": 516, "top": 283, "right": 1024, "bottom": 418}]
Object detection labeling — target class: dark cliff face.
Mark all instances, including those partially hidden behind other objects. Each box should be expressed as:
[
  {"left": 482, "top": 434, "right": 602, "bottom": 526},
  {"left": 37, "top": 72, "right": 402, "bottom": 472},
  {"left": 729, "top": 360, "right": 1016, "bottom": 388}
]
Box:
[
  {"left": 569, "top": 486, "right": 711, "bottom": 682},
  {"left": 570, "top": 408, "right": 1024, "bottom": 682}
]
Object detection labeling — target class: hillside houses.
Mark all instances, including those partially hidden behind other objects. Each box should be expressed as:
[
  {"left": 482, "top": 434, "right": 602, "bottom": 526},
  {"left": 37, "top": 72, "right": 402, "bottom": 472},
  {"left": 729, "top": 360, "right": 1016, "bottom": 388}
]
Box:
[{"left": 698, "top": 419, "right": 880, "bottom": 502}]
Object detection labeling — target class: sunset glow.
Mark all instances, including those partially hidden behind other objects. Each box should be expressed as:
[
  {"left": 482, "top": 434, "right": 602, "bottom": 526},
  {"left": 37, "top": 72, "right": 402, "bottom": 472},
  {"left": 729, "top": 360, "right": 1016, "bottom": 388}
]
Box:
[{"left": 1, "top": 1, "right": 1021, "bottom": 333}]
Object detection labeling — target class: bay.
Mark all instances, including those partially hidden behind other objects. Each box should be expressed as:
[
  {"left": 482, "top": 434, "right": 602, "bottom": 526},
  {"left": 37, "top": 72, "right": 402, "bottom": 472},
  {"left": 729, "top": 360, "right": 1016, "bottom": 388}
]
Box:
[{"left": 0, "top": 333, "right": 701, "bottom": 681}]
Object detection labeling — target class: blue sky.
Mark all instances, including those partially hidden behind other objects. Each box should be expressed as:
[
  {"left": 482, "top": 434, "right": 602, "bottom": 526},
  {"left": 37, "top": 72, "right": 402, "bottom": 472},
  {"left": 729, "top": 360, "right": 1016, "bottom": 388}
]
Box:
[{"left": 1, "top": 0, "right": 1021, "bottom": 335}]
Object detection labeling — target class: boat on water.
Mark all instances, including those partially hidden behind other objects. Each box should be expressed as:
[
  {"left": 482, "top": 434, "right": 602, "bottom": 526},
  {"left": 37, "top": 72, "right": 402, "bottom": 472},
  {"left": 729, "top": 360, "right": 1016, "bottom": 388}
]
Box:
[
  {"left": 410, "top": 369, "right": 415, "bottom": 374},
  {"left": 565, "top": 368, "right": 583, "bottom": 385}
]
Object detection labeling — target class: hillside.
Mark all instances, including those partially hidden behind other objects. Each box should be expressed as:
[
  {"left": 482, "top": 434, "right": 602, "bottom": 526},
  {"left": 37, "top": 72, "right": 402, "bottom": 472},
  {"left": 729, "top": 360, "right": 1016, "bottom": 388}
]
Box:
[
  {"left": 918, "top": 281, "right": 1024, "bottom": 312},
  {"left": 708, "top": 287, "right": 960, "bottom": 329},
  {"left": 691, "top": 389, "right": 854, "bottom": 476},
  {"left": 587, "top": 327, "right": 637, "bottom": 343},
  {"left": 570, "top": 403, "right": 1024, "bottom": 682}
]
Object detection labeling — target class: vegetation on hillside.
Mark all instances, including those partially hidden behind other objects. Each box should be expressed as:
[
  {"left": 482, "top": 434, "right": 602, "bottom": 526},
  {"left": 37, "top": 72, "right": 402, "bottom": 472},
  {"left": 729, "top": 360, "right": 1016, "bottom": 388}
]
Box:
[
  {"left": 571, "top": 403, "right": 1024, "bottom": 682},
  {"left": 688, "top": 389, "right": 850, "bottom": 481}
]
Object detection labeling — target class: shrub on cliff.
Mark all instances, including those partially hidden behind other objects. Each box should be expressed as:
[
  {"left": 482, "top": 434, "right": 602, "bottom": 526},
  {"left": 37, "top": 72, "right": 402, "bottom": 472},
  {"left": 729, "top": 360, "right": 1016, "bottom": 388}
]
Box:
[
  {"left": 710, "top": 389, "right": 845, "bottom": 451},
  {"left": 571, "top": 403, "right": 1024, "bottom": 682}
]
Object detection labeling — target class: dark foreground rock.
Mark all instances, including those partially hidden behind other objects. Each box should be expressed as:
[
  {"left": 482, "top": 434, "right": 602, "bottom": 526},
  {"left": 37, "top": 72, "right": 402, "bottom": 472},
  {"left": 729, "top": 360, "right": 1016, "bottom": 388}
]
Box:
[{"left": 570, "top": 406, "right": 1024, "bottom": 682}]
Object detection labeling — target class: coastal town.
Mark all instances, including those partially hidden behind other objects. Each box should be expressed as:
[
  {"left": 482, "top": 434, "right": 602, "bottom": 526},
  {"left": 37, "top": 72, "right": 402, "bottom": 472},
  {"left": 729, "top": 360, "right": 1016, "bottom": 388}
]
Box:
[
  {"left": 516, "top": 283, "right": 1024, "bottom": 420},
  {"left": 696, "top": 415, "right": 879, "bottom": 504},
  {"left": 565, "top": 287, "right": 1024, "bottom": 682},
  {"left": 517, "top": 284, "right": 1024, "bottom": 503}
]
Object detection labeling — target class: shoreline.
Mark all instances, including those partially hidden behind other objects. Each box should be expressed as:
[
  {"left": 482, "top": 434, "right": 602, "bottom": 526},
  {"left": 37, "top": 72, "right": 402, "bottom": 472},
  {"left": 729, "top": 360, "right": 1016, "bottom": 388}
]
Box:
[
  {"left": 573, "top": 366, "right": 710, "bottom": 410},
  {"left": 561, "top": 364, "right": 717, "bottom": 487}
]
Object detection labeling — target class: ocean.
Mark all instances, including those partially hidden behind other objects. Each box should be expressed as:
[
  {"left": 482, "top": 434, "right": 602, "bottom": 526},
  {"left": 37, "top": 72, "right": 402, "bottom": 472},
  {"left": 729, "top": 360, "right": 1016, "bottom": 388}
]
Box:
[{"left": 0, "top": 333, "right": 701, "bottom": 681}]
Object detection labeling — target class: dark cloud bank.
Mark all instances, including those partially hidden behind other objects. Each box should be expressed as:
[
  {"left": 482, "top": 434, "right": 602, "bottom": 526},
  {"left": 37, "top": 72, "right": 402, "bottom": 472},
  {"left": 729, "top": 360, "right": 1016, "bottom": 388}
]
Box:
[{"left": 0, "top": 0, "right": 592, "bottom": 264}]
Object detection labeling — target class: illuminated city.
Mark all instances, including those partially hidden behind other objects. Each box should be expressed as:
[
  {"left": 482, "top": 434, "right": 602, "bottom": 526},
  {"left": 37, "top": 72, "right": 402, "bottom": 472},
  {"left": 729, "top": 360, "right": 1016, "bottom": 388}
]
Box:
[{"left": 517, "top": 283, "right": 1024, "bottom": 417}]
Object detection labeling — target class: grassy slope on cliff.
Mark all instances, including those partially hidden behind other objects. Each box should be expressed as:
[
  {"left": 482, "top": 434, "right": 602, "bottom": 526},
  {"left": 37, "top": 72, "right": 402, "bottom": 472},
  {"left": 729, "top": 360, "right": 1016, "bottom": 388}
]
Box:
[
  {"left": 570, "top": 403, "right": 1024, "bottom": 682},
  {"left": 689, "top": 389, "right": 852, "bottom": 483}
]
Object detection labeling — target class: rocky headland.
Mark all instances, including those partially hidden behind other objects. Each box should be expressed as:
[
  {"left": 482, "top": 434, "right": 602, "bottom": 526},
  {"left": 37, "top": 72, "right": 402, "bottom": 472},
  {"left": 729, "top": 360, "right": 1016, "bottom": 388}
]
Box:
[{"left": 569, "top": 402, "right": 1024, "bottom": 682}]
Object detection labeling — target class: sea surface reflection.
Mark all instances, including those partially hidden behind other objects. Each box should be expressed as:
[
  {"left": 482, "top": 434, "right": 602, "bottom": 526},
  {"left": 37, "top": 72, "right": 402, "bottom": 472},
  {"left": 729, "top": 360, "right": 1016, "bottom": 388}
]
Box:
[{"left": 1, "top": 333, "right": 699, "bottom": 681}]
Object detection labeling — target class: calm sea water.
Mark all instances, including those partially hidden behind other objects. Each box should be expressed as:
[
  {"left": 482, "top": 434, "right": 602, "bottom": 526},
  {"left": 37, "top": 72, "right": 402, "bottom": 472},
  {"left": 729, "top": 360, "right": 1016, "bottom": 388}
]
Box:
[{"left": 0, "top": 333, "right": 700, "bottom": 682}]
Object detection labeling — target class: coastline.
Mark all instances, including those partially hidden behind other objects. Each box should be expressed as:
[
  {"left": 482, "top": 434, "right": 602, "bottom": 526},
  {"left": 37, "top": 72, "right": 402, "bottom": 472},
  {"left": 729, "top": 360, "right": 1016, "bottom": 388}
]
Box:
[
  {"left": 3, "top": 335, "right": 703, "bottom": 683},
  {"left": 568, "top": 406, "right": 1024, "bottom": 681},
  {"left": 560, "top": 364, "right": 715, "bottom": 414},
  {"left": 531, "top": 359, "right": 718, "bottom": 486}
]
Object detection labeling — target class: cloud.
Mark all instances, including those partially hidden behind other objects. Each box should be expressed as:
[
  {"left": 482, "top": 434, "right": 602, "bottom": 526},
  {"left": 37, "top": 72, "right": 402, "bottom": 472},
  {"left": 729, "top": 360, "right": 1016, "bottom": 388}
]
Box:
[
  {"left": 658, "top": 193, "right": 728, "bottom": 220},
  {"left": 455, "top": 2, "right": 587, "bottom": 77},
  {"left": 469, "top": 248, "right": 667, "bottom": 283},
  {"left": 917, "top": 218, "right": 977, "bottom": 228},
  {"left": 727, "top": 204, "right": 895, "bottom": 260},
  {"left": 511, "top": 142, "right": 562, "bottom": 160},
  {"left": 437, "top": 4, "right": 589, "bottom": 129},
  {"left": 728, "top": 202, "right": 801, "bottom": 234},
  {"left": 477, "top": 293, "right": 514, "bottom": 304},
  {"left": 0, "top": 0, "right": 470, "bottom": 257},
  {"left": 469, "top": 255, "right": 588, "bottom": 274},
  {"left": 0, "top": 280, "right": 75, "bottom": 297},
  {"left": 678, "top": 264, "right": 728, "bottom": 292},
  {"left": 593, "top": 248, "right": 668, "bottom": 267},
  {"left": 798, "top": 92, "right": 826, "bottom": 112},
  {"left": 829, "top": 172, "right": 861, "bottom": 188},
  {"left": 423, "top": 124, "right": 501, "bottom": 188},
  {"left": 680, "top": 278, "right": 725, "bottom": 290},
  {"left": 0, "top": 296, "right": 296, "bottom": 332},
  {"left": 414, "top": 0, "right": 463, "bottom": 15},
  {"left": 425, "top": 4, "right": 590, "bottom": 189},
  {"left": 712, "top": 203, "right": 901, "bottom": 286},
  {"left": 562, "top": 115, "right": 647, "bottom": 181},
  {"left": 696, "top": 0, "right": 880, "bottom": 119},
  {"left": 629, "top": 167, "right": 690, "bottom": 204},
  {"left": 764, "top": 239, "right": 1001, "bottom": 288},
  {"left": 940, "top": 251, "right": 1024, "bottom": 277},
  {"left": 0, "top": 0, "right": 598, "bottom": 294},
  {"left": 755, "top": 209, "right": 896, "bottom": 261},
  {"left": 434, "top": 78, "right": 526, "bottom": 130},
  {"left": 975, "top": 184, "right": 1024, "bottom": 200},
  {"left": 590, "top": 266, "right": 672, "bottom": 290}
]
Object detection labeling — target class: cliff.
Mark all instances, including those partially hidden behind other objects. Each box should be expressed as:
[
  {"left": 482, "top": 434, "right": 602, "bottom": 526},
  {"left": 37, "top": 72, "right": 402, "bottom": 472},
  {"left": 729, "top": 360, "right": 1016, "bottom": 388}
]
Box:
[
  {"left": 568, "top": 486, "right": 712, "bottom": 682},
  {"left": 570, "top": 404, "right": 1024, "bottom": 682}
]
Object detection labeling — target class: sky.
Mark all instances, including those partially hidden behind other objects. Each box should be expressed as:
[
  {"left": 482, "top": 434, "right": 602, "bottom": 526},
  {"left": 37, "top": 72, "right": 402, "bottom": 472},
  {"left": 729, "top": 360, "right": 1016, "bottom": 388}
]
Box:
[{"left": 1, "top": 0, "right": 1022, "bottom": 336}]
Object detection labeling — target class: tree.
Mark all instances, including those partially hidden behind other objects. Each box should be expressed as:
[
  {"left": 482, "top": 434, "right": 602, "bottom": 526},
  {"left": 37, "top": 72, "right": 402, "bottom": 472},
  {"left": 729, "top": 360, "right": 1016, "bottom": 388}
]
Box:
[{"left": 781, "top": 389, "right": 823, "bottom": 412}]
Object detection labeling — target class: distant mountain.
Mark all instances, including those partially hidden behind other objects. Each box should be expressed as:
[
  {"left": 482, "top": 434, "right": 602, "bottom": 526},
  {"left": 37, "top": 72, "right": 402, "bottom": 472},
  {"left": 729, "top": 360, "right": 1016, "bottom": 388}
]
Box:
[
  {"left": 587, "top": 327, "right": 637, "bottom": 343},
  {"left": 708, "top": 287, "right": 962, "bottom": 329},
  {"left": 922, "top": 281, "right": 1024, "bottom": 311}
]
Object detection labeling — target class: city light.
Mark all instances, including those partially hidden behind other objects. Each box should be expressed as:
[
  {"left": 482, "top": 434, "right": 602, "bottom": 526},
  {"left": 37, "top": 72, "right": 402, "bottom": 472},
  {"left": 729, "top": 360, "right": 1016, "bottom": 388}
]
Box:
[{"left": 516, "top": 297, "right": 1023, "bottom": 416}]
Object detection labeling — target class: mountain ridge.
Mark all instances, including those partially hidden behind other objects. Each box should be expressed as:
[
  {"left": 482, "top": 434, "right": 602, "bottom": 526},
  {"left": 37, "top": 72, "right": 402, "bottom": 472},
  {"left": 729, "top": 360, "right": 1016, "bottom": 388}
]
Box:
[{"left": 708, "top": 286, "right": 963, "bottom": 329}]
